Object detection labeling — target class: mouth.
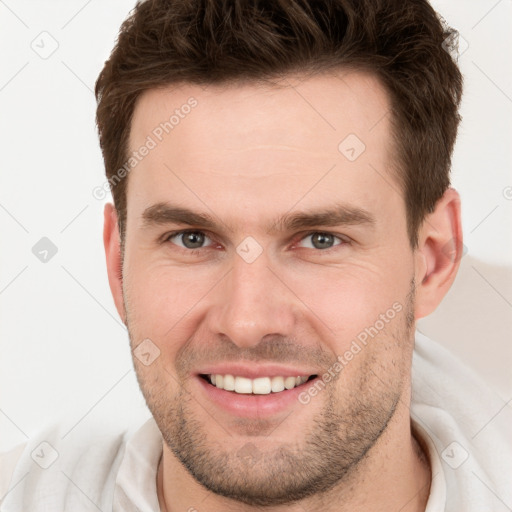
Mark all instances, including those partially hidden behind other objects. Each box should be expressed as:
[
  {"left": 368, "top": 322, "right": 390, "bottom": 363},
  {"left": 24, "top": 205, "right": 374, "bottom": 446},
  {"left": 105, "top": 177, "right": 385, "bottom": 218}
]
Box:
[
  {"left": 199, "top": 373, "right": 318, "bottom": 395},
  {"left": 196, "top": 372, "right": 322, "bottom": 419},
  {"left": 194, "top": 365, "right": 323, "bottom": 417}
]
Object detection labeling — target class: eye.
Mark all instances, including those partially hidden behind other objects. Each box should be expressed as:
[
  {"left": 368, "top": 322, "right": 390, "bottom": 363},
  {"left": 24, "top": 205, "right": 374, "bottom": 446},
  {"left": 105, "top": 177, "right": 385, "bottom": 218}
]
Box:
[
  {"left": 163, "top": 230, "right": 347, "bottom": 253},
  {"left": 295, "top": 232, "right": 345, "bottom": 250},
  {"left": 165, "top": 230, "right": 213, "bottom": 250}
]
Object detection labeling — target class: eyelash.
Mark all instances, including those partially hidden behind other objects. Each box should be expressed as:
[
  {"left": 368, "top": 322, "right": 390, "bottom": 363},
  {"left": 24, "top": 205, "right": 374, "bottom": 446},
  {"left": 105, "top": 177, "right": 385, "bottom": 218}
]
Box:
[{"left": 162, "top": 229, "right": 348, "bottom": 254}]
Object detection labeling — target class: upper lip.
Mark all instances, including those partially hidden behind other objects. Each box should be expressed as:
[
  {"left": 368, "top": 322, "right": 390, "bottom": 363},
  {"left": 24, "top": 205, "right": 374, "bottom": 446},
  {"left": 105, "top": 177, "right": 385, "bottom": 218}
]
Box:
[{"left": 195, "top": 363, "right": 319, "bottom": 379}]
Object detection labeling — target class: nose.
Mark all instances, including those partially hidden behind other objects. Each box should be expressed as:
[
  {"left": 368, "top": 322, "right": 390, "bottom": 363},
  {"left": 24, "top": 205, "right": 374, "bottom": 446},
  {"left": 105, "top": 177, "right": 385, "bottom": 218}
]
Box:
[{"left": 209, "top": 248, "right": 297, "bottom": 349}]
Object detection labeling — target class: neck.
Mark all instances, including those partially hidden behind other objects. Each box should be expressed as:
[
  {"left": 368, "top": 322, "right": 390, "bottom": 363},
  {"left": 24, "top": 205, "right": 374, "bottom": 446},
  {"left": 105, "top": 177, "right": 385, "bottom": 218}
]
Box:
[{"left": 157, "top": 402, "right": 431, "bottom": 512}]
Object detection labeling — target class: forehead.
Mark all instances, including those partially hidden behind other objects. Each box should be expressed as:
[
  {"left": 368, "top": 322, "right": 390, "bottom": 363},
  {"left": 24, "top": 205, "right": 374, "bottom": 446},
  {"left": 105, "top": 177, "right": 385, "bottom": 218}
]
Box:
[
  {"left": 130, "top": 70, "right": 391, "bottom": 157},
  {"left": 126, "top": 70, "right": 399, "bottom": 230}
]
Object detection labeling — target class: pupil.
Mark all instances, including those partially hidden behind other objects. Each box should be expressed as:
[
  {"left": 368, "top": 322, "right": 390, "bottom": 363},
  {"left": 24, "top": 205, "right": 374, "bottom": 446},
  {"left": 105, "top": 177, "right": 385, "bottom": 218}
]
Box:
[{"left": 313, "top": 233, "right": 332, "bottom": 249}]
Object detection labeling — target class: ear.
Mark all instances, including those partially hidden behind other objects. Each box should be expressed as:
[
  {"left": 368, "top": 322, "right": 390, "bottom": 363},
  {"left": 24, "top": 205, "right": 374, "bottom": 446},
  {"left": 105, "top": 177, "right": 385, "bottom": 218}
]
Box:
[
  {"left": 414, "top": 188, "right": 463, "bottom": 319},
  {"left": 103, "top": 203, "right": 126, "bottom": 324}
]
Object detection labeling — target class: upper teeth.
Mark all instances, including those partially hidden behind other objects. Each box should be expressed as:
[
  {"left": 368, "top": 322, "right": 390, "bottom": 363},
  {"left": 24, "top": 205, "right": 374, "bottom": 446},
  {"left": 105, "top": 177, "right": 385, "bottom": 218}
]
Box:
[{"left": 209, "top": 374, "right": 311, "bottom": 394}]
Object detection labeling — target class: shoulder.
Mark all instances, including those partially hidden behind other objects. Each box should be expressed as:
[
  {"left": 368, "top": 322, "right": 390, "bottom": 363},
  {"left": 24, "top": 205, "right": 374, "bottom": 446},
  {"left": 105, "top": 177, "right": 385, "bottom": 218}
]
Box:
[
  {"left": 412, "top": 331, "right": 512, "bottom": 511},
  {"left": 0, "top": 443, "right": 26, "bottom": 504},
  {"left": 0, "top": 420, "right": 129, "bottom": 511}
]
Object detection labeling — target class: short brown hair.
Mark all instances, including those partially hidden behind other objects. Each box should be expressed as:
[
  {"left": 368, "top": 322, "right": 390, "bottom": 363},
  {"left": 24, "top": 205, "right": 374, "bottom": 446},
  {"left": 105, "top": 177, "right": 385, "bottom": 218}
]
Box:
[{"left": 95, "top": 0, "right": 463, "bottom": 247}]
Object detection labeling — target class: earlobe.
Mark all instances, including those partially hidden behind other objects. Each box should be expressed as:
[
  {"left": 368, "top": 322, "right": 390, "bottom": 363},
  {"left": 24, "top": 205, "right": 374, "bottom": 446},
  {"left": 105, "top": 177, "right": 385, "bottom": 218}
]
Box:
[
  {"left": 414, "top": 188, "right": 463, "bottom": 319},
  {"left": 103, "top": 203, "right": 127, "bottom": 324}
]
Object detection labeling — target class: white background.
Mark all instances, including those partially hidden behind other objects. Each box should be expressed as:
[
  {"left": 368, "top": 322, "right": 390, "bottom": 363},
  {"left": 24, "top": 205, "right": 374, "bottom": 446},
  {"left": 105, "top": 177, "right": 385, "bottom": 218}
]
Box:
[{"left": 0, "top": 0, "right": 511, "bottom": 452}]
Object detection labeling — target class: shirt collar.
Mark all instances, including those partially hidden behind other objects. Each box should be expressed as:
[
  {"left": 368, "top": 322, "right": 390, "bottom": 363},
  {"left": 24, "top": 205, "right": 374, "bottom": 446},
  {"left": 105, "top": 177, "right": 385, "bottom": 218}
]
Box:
[
  {"left": 114, "top": 416, "right": 163, "bottom": 512},
  {"left": 411, "top": 417, "right": 447, "bottom": 512}
]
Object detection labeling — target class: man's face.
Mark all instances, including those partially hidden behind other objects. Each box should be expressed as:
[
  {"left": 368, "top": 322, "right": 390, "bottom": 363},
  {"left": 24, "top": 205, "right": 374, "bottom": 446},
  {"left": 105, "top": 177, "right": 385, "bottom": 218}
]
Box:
[{"left": 121, "top": 71, "right": 418, "bottom": 505}]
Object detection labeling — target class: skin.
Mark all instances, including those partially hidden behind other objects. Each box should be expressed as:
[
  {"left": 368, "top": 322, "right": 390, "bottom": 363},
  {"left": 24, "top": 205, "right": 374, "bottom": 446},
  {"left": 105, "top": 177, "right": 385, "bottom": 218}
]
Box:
[{"left": 103, "top": 70, "right": 463, "bottom": 511}]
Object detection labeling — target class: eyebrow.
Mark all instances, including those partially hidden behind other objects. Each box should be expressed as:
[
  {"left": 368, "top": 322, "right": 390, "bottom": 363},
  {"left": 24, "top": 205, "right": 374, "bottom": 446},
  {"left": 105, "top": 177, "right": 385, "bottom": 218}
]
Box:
[{"left": 141, "top": 202, "right": 375, "bottom": 235}]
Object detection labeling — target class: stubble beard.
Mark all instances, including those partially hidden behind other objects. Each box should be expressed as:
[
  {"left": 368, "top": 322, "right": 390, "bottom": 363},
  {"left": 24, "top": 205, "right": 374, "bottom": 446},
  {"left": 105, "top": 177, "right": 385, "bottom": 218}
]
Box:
[{"left": 128, "top": 282, "right": 416, "bottom": 507}]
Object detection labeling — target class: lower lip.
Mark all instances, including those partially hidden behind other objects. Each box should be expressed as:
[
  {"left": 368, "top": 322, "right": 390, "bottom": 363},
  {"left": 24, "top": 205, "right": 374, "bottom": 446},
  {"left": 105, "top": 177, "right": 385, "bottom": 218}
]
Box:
[{"left": 195, "top": 375, "right": 319, "bottom": 418}]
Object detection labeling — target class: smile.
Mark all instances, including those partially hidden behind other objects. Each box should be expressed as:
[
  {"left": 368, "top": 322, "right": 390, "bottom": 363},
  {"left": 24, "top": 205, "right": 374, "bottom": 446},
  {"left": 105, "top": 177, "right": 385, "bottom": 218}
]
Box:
[{"left": 200, "top": 374, "right": 317, "bottom": 394}]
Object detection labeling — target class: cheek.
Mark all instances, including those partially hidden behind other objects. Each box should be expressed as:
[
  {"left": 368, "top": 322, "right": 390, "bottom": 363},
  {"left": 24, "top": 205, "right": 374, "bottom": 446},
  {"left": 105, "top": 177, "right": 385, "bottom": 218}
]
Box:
[
  {"left": 300, "top": 267, "right": 414, "bottom": 395},
  {"left": 123, "top": 259, "right": 219, "bottom": 339},
  {"left": 123, "top": 241, "right": 414, "bottom": 357},
  {"left": 285, "top": 257, "right": 412, "bottom": 345}
]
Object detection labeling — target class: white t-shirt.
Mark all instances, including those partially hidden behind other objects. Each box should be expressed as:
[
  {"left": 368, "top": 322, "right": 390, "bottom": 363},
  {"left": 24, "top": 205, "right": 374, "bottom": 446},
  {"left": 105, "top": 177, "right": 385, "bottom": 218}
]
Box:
[{"left": 1, "top": 332, "right": 511, "bottom": 511}]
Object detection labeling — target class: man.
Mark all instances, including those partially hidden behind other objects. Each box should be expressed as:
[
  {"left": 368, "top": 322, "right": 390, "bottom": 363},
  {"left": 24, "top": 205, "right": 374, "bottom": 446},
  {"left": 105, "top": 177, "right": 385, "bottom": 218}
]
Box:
[{"left": 1, "top": 0, "right": 511, "bottom": 511}]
